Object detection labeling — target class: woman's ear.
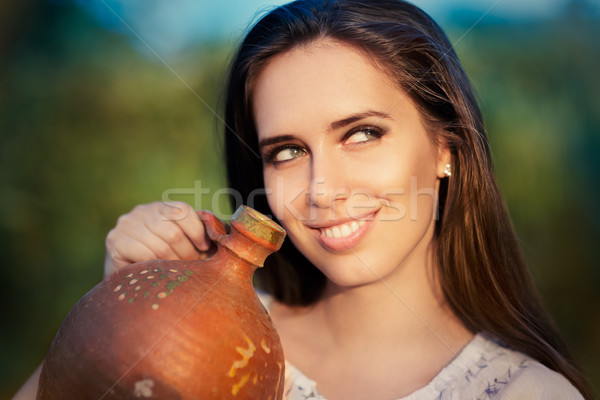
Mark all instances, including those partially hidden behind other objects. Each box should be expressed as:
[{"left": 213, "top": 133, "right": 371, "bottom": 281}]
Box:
[{"left": 436, "top": 144, "right": 452, "bottom": 179}]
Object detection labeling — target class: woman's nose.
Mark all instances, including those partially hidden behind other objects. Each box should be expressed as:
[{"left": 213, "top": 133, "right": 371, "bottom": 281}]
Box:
[{"left": 307, "top": 156, "right": 349, "bottom": 208}]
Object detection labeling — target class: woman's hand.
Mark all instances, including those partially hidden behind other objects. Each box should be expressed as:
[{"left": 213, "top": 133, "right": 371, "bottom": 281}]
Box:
[{"left": 104, "top": 202, "right": 211, "bottom": 277}]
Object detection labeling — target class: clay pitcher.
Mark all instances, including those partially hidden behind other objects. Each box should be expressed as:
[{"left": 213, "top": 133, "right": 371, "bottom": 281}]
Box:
[{"left": 38, "top": 205, "right": 286, "bottom": 399}]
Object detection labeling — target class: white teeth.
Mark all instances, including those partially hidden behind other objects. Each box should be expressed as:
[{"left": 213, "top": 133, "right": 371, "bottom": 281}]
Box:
[
  {"left": 341, "top": 224, "right": 352, "bottom": 237},
  {"left": 332, "top": 226, "right": 342, "bottom": 238},
  {"left": 321, "top": 220, "right": 365, "bottom": 238}
]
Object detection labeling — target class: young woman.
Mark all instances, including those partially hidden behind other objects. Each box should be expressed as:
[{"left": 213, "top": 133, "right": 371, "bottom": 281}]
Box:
[{"left": 15, "top": 0, "right": 592, "bottom": 399}]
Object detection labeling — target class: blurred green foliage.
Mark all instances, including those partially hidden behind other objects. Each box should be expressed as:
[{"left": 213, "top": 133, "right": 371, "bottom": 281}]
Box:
[{"left": 0, "top": 1, "right": 598, "bottom": 398}]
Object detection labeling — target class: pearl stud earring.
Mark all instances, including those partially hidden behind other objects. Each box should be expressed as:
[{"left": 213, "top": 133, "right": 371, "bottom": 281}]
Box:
[{"left": 444, "top": 164, "right": 452, "bottom": 177}]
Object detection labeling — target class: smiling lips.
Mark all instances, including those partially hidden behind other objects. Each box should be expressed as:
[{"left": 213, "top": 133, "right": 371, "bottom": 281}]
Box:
[
  {"left": 321, "top": 220, "right": 366, "bottom": 238},
  {"left": 313, "top": 213, "right": 376, "bottom": 252}
]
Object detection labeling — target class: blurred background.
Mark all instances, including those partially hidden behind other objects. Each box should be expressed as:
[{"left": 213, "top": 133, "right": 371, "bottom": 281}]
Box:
[{"left": 1, "top": 0, "right": 598, "bottom": 397}]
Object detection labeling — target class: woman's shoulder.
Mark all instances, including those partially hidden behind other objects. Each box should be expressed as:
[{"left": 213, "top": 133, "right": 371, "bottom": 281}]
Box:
[
  {"left": 498, "top": 359, "right": 584, "bottom": 399},
  {"left": 402, "top": 332, "right": 583, "bottom": 400},
  {"left": 476, "top": 333, "right": 583, "bottom": 399}
]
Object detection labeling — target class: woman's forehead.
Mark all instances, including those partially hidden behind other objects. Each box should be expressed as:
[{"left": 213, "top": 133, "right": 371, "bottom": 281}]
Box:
[{"left": 251, "top": 40, "right": 412, "bottom": 138}]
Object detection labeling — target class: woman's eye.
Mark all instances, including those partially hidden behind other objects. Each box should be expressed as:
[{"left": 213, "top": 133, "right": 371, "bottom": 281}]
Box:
[
  {"left": 344, "top": 127, "right": 384, "bottom": 145},
  {"left": 271, "top": 146, "right": 306, "bottom": 163}
]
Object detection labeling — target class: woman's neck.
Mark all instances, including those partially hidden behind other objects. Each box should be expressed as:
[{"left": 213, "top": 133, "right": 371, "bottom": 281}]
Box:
[
  {"left": 272, "top": 240, "right": 472, "bottom": 357},
  {"left": 269, "top": 247, "right": 474, "bottom": 399},
  {"left": 313, "top": 249, "right": 467, "bottom": 351}
]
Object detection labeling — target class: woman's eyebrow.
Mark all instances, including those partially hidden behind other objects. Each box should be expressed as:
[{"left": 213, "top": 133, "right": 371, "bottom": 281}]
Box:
[
  {"left": 258, "top": 111, "right": 392, "bottom": 149},
  {"left": 329, "top": 110, "right": 392, "bottom": 131},
  {"left": 258, "top": 134, "right": 297, "bottom": 150}
]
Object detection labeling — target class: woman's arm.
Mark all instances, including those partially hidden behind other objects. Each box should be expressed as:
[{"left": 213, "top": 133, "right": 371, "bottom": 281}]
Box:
[{"left": 12, "top": 363, "right": 42, "bottom": 400}]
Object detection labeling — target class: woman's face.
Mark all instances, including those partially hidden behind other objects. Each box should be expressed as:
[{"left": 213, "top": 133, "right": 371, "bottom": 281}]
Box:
[{"left": 252, "top": 39, "right": 449, "bottom": 289}]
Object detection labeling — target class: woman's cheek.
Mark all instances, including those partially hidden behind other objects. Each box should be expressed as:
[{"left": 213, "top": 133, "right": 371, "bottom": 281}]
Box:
[
  {"left": 263, "top": 170, "right": 281, "bottom": 222},
  {"left": 264, "top": 170, "right": 307, "bottom": 225}
]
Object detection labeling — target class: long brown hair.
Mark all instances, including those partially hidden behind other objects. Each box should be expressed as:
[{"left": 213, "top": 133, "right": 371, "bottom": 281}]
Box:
[{"left": 221, "top": 0, "right": 592, "bottom": 396}]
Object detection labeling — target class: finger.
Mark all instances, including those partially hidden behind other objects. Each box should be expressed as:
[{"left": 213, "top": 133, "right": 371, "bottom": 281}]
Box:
[
  {"left": 157, "top": 201, "right": 190, "bottom": 222},
  {"left": 105, "top": 235, "right": 158, "bottom": 276},
  {"left": 159, "top": 202, "right": 212, "bottom": 251},
  {"left": 144, "top": 219, "right": 204, "bottom": 260},
  {"left": 134, "top": 223, "right": 182, "bottom": 260}
]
